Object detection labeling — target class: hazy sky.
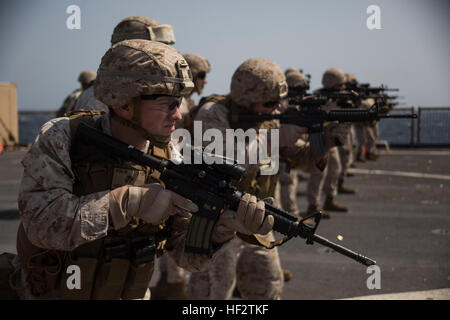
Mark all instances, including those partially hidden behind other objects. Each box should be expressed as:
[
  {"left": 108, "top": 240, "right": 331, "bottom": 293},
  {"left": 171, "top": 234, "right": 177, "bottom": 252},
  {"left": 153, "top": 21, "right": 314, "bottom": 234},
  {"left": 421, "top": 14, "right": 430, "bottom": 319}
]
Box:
[{"left": 0, "top": 0, "right": 449, "bottom": 110}]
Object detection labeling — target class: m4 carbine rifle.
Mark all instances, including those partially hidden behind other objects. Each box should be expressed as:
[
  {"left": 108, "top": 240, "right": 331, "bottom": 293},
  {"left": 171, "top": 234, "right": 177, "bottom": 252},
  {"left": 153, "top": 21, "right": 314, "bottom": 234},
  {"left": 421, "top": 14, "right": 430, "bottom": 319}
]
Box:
[
  {"left": 238, "top": 99, "right": 417, "bottom": 156},
  {"left": 348, "top": 83, "right": 400, "bottom": 102},
  {"left": 312, "top": 89, "right": 362, "bottom": 106},
  {"left": 73, "top": 122, "right": 377, "bottom": 267},
  {"left": 356, "top": 83, "right": 399, "bottom": 94}
]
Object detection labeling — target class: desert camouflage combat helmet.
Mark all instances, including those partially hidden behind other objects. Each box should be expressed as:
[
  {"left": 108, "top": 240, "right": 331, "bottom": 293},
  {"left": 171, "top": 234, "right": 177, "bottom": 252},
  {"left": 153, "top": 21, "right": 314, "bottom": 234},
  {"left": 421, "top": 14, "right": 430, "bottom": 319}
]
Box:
[
  {"left": 183, "top": 53, "right": 211, "bottom": 78},
  {"left": 111, "top": 16, "right": 176, "bottom": 45},
  {"left": 284, "top": 68, "right": 308, "bottom": 88},
  {"left": 322, "top": 68, "right": 346, "bottom": 89},
  {"left": 230, "top": 58, "right": 288, "bottom": 108},
  {"left": 78, "top": 70, "right": 96, "bottom": 87},
  {"left": 284, "top": 67, "right": 299, "bottom": 76},
  {"left": 345, "top": 72, "right": 358, "bottom": 86},
  {"left": 94, "top": 40, "right": 194, "bottom": 109}
]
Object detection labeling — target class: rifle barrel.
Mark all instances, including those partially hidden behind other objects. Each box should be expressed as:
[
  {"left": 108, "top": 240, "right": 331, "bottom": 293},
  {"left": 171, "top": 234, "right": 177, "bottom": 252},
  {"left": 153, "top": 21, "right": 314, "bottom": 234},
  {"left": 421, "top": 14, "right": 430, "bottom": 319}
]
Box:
[
  {"left": 379, "top": 113, "right": 417, "bottom": 119},
  {"left": 312, "top": 234, "right": 376, "bottom": 266}
]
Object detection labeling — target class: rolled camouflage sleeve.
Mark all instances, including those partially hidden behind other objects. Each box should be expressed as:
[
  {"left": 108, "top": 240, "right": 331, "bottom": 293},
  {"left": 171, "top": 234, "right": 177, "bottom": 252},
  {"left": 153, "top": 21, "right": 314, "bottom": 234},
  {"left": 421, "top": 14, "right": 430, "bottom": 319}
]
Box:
[
  {"left": 18, "top": 118, "right": 109, "bottom": 251},
  {"left": 279, "top": 124, "right": 324, "bottom": 173},
  {"left": 194, "top": 102, "right": 230, "bottom": 146}
]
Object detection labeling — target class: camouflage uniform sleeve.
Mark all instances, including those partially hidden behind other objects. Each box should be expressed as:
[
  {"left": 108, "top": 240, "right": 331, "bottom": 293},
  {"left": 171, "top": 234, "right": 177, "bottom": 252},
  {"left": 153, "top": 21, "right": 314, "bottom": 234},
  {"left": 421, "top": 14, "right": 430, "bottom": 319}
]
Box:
[
  {"left": 194, "top": 102, "right": 230, "bottom": 140},
  {"left": 194, "top": 102, "right": 230, "bottom": 156},
  {"left": 18, "top": 118, "right": 110, "bottom": 251},
  {"left": 322, "top": 99, "right": 339, "bottom": 111},
  {"left": 357, "top": 98, "right": 376, "bottom": 126},
  {"left": 194, "top": 102, "right": 259, "bottom": 173},
  {"left": 361, "top": 98, "right": 375, "bottom": 110},
  {"left": 279, "top": 123, "right": 324, "bottom": 173}
]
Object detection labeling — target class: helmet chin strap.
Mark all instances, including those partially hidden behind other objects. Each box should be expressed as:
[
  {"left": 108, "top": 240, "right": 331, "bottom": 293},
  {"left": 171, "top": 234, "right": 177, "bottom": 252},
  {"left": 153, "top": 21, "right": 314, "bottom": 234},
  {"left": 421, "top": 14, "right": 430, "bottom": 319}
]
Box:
[{"left": 110, "top": 98, "right": 171, "bottom": 148}]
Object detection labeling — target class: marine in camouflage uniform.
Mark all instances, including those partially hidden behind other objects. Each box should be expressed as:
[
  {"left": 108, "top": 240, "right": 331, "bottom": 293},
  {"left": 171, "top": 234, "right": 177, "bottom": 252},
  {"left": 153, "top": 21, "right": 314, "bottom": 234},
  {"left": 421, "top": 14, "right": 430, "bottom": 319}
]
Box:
[
  {"left": 13, "top": 40, "right": 274, "bottom": 300},
  {"left": 337, "top": 125, "right": 356, "bottom": 187},
  {"left": 306, "top": 68, "right": 352, "bottom": 216},
  {"left": 366, "top": 94, "right": 393, "bottom": 161},
  {"left": 80, "top": 15, "right": 184, "bottom": 300},
  {"left": 346, "top": 73, "right": 370, "bottom": 162},
  {"left": 154, "top": 53, "right": 211, "bottom": 300},
  {"left": 343, "top": 73, "right": 358, "bottom": 169},
  {"left": 355, "top": 100, "right": 371, "bottom": 162},
  {"left": 72, "top": 16, "right": 176, "bottom": 114},
  {"left": 55, "top": 70, "right": 96, "bottom": 117},
  {"left": 369, "top": 96, "right": 394, "bottom": 161},
  {"left": 187, "top": 59, "right": 348, "bottom": 299},
  {"left": 333, "top": 73, "right": 357, "bottom": 194},
  {"left": 275, "top": 67, "right": 310, "bottom": 216}
]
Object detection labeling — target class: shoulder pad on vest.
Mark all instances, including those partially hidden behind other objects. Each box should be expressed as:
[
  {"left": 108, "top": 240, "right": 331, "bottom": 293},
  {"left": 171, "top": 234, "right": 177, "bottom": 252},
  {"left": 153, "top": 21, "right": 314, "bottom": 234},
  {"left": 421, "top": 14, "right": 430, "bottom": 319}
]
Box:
[
  {"left": 198, "top": 94, "right": 229, "bottom": 108},
  {"left": 68, "top": 110, "right": 105, "bottom": 141}
]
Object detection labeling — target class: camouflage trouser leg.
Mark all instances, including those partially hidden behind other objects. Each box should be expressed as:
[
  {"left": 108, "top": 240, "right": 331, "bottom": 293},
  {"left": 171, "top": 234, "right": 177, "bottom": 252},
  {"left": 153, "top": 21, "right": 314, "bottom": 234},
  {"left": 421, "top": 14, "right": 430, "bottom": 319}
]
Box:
[
  {"left": 274, "top": 180, "right": 281, "bottom": 207},
  {"left": 187, "top": 237, "right": 241, "bottom": 300},
  {"left": 370, "top": 122, "right": 380, "bottom": 153},
  {"left": 374, "top": 122, "right": 379, "bottom": 139},
  {"left": 159, "top": 253, "right": 190, "bottom": 284},
  {"left": 338, "top": 131, "right": 353, "bottom": 180},
  {"left": 236, "top": 233, "right": 283, "bottom": 300},
  {"left": 307, "top": 169, "right": 325, "bottom": 208},
  {"left": 187, "top": 234, "right": 283, "bottom": 300},
  {"left": 323, "top": 147, "right": 341, "bottom": 198},
  {"left": 354, "top": 124, "right": 367, "bottom": 156},
  {"left": 366, "top": 123, "right": 378, "bottom": 154},
  {"left": 278, "top": 162, "right": 299, "bottom": 214},
  {"left": 350, "top": 124, "right": 355, "bottom": 150}
]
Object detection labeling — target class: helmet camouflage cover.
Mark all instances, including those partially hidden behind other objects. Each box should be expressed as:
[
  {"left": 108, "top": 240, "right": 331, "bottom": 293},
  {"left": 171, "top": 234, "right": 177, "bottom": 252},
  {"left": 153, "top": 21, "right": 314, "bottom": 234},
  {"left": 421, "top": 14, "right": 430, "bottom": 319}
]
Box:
[
  {"left": 284, "top": 67, "right": 299, "bottom": 75},
  {"left": 230, "top": 58, "right": 288, "bottom": 107},
  {"left": 322, "top": 67, "right": 346, "bottom": 89},
  {"left": 345, "top": 72, "right": 358, "bottom": 85},
  {"left": 284, "top": 68, "right": 308, "bottom": 88},
  {"left": 94, "top": 40, "right": 194, "bottom": 108},
  {"left": 78, "top": 70, "right": 96, "bottom": 86},
  {"left": 111, "top": 16, "right": 176, "bottom": 45},
  {"left": 183, "top": 53, "right": 211, "bottom": 78}
]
